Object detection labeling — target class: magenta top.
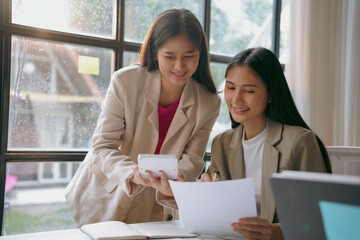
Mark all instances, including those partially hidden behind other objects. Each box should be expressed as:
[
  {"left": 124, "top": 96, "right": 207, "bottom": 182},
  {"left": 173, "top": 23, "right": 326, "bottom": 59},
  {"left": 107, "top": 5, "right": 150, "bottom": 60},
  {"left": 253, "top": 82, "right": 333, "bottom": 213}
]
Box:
[{"left": 154, "top": 98, "right": 181, "bottom": 154}]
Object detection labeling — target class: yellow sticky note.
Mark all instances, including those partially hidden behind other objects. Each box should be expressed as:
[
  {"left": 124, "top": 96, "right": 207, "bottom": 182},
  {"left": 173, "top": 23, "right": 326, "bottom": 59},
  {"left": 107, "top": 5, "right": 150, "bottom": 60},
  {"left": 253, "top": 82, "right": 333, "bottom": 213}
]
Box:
[{"left": 78, "top": 55, "right": 100, "bottom": 75}]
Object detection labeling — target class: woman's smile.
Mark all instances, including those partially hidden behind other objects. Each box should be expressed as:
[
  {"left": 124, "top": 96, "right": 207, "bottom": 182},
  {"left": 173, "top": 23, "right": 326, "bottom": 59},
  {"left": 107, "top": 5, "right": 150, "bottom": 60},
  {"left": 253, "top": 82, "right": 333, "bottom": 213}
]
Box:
[{"left": 232, "top": 107, "right": 250, "bottom": 114}]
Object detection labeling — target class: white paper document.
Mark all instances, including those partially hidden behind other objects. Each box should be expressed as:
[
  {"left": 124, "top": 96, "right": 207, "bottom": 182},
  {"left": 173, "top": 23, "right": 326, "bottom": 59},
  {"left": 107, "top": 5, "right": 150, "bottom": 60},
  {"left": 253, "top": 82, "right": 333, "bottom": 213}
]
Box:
[{"left": 169, "top": 178, "right": 257, "bottom": 238}]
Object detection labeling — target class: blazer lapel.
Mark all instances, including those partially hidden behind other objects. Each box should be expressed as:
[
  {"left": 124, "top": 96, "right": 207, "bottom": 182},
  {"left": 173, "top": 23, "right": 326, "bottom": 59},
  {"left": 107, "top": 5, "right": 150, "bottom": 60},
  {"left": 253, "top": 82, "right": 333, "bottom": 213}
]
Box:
[
  {"left": 261, "top": 119, "right": 283, "bottom": 221},
  {"left": 162, "top": 80, "right": 195, "bottom": 146},
  {"left": 263, "top": 119, "right": 283, "bottom": 173},
  {"left": 229, "top": 126, "right": 246, "bottom": 179},
  {"left": 143, "top": 70, "right": 161, "bottom": 147}
]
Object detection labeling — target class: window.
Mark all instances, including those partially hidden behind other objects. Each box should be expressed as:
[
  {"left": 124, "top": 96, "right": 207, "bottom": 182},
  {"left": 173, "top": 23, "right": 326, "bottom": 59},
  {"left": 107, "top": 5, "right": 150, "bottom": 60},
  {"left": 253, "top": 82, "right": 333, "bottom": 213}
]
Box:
[{"left": 0, "top": 0, "right": 286, "bottom": 235}]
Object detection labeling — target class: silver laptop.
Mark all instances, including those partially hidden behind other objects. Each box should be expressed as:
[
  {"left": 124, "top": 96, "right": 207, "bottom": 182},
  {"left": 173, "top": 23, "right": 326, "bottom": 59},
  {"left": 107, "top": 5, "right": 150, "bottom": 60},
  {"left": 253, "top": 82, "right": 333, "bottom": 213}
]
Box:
[{"left": 270, "top": 171, "right": 360, "bottom": 240}]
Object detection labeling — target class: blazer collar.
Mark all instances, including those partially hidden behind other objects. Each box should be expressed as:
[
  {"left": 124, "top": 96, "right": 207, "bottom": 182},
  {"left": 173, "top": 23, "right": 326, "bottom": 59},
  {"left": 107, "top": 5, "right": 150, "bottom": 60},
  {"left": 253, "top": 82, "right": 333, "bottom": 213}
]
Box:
[
  {"left": 262, "top": 119, "right": 283, "bottom": 222},
  {"left": 230, "top": 125, "right": 243, "bottom": 150},
  {"left": 144, "top": 70, "right": 162, "bottom": 106},
  {"left": 179, "top": 79, "right": 196, "bottom": 108},
  {"left": 265, "top": 119, "right": 283, "bottom": 146},
  {"left": 163, "top": 79, "right": 197, "bottom": 146},
  {"left": 228, "top": 118, "right": 283, "bottom": 147}
]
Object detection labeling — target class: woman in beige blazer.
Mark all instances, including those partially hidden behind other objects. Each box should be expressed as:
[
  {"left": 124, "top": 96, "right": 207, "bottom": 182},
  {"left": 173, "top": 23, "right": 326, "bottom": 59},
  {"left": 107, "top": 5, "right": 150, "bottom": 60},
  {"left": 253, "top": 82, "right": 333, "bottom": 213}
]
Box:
[
  {"left": 199, "top": 48, "right": 331, "bottom": 240},
  {"left": 65, "top": 8, "right": 220, "bottom": 226}
]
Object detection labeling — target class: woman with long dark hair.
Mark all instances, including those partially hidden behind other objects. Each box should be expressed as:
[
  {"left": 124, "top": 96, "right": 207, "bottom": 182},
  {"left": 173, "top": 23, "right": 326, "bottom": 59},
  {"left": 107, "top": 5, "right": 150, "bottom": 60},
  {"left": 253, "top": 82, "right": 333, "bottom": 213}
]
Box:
[
  {"left": 199, "top": 47, "right": 331, "bottom": 240},
  {"left": 65, "top": 8, "right": 220, "bottom": 226}
]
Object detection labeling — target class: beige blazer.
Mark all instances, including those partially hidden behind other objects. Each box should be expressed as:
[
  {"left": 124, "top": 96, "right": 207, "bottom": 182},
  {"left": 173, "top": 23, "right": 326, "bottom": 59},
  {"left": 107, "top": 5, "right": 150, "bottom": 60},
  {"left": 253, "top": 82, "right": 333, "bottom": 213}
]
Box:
[
  {"left": 207, "top": 119, "right": 328, "bottom": 223},
  {"left": 65, "top": 65, "right": 221, "bottom": 226}
]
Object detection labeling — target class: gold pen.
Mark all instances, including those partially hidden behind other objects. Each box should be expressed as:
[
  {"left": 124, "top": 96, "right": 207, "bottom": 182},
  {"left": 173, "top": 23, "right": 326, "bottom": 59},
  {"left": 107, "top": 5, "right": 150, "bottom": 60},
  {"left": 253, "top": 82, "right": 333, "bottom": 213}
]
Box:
[{"left": 211, "top": 171, "right": 220, "bottom": 181}]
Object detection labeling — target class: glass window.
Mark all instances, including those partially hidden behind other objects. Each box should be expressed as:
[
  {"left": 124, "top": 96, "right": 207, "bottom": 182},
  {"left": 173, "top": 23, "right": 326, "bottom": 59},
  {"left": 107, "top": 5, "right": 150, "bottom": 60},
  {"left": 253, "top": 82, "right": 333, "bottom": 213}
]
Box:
[
  {"left": 3, "top": 162, "right": 80, "bottom": 235},
  {"left": 123, "top": 51, "right": 140, "bottom": 68},
  {"left": 279, "top": 0, "right": 290, "bottom": 64},
  {"left": 0, "top": 2, "right": 3, "bottom": 24},
  {"left": 207, "top": 62, "right": 231, "bottom": 152},
  {"left": 210, "top": 0, "right": 273, "bottom": 56},
  {"left": 8, "top": 36, "right": 114, "bottom": 150},
  {"left": 11, "top": 0, "right": 117, "bottom": 39},
  {"left": 124, "top": 0, "right": 203, "bottom": 43}
]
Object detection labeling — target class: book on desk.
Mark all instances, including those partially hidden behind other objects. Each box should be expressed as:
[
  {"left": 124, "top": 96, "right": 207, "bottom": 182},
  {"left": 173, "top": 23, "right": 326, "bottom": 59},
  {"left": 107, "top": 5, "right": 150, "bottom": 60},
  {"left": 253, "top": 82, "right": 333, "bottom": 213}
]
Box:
[{"left": 80, "top": 221, "right": 196, "bottom": 240}]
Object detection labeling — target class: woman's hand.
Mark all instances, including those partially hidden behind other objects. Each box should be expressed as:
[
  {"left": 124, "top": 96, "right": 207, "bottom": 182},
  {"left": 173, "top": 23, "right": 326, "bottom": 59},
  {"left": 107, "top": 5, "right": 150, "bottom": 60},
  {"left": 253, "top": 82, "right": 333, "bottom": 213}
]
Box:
[
  {"left": 196, "top": 173, "right": 212, "bottom": 182},
  {"left": 131, "top": 166, "right": 185, "bottom": 196},
  {"left": 146, "top": 170, "right": 185, "bottom": 196},
  {"left": 197, "top": 172, "right": 221, "bottom": 182},
  {"left": 231, "top": 217, "right": 282, "bottom": 240},
  {"left": 131, "top": 166, "right": 151, "bottom": 186}
]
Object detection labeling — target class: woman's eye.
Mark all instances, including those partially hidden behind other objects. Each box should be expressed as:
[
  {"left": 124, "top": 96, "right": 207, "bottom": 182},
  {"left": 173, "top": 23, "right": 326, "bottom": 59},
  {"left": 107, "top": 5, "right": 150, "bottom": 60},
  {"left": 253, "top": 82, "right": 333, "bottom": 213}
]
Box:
[
  {"left": 184, "top": 55, "right": 195, "bottom": 59},
  {"left": 226, "top": 87, "right": 235, "bottom": 90},
  {"left": 165, "top": 56, "right": 175, "bottom": 59},
  {"left": 244, "top": 90, "right": 255, "bottom": 93}
]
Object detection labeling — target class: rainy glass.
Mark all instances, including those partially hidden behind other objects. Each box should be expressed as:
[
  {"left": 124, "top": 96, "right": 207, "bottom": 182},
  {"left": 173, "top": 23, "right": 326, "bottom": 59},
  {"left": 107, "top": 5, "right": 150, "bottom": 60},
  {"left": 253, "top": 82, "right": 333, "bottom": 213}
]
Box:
[
  {"left": 210, "top": 0, "right": 273, "bottom": 56},
  {"left": 8, "top": 36, "right": 114, "bottom": 150},
  {"left": 12, "top": 0, "right": 117, "bottom": 39},
  {"left": 124, "top": 0, "right": 203, "bottom": 43}
]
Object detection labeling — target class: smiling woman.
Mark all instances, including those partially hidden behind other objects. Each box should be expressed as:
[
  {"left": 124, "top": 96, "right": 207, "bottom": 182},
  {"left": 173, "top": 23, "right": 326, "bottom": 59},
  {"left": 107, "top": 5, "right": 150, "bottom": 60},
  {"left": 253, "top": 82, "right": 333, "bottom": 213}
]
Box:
[
  {"left": 156, "top": 34, "right": 200, "bottom": 107},
  {"left": 225, "top": 66, "right": 269, "bottom": 140},
  {"left": 65, "top": 8, "right": 221, "bottom": 226},
  {"left": 199, "top": 47, "right": 331, "bottom": 240}
]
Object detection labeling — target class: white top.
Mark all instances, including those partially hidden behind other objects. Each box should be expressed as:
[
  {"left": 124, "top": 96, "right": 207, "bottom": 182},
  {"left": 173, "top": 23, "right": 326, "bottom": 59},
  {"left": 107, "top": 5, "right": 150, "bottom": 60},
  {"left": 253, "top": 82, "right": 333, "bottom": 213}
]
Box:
[{"left": 242, "top": 128, "right": 266, "bottom": 216}]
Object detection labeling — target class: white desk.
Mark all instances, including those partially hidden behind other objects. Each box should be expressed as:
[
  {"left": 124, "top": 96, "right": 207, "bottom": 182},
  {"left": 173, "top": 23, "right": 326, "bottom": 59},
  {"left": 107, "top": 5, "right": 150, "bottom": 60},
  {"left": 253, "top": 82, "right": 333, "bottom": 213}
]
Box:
[
  {"left": 0, "top": 229, "right": 88, "bottom": 240},
  {"left": 0, "top": 221, "right": 186, "bottom": 240},
  {"left": 0, "top": 221, "right": 245, "bottom": 240}
]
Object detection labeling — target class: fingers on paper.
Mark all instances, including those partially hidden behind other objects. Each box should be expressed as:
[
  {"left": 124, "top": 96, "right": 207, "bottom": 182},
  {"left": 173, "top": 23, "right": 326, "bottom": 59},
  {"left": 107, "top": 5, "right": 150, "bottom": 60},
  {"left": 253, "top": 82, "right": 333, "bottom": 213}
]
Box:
[{"left": 231, "top": 217, "right": 272, "bottom": 240}]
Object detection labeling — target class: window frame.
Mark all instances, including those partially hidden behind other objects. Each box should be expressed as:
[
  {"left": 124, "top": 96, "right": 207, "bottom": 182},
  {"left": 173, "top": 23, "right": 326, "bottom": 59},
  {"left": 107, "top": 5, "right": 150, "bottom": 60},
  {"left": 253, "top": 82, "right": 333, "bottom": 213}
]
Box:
[{"left": 0, "top": 0, "right": 282, "bottom": 234}]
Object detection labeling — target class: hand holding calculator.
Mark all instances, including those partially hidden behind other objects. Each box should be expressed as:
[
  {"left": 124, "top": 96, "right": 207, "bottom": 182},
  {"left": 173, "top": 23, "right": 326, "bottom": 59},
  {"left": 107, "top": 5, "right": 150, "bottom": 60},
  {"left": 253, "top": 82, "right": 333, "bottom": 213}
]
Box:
[{"left": 137, "top": 154, "right": 178, "bottom": 180}]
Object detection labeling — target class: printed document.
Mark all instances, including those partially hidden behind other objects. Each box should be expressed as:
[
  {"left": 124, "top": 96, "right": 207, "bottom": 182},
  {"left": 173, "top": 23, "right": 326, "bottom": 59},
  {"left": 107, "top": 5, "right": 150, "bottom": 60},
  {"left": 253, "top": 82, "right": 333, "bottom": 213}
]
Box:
[{"left": 169, "top": 178, "right": 257, "bottom": 238}]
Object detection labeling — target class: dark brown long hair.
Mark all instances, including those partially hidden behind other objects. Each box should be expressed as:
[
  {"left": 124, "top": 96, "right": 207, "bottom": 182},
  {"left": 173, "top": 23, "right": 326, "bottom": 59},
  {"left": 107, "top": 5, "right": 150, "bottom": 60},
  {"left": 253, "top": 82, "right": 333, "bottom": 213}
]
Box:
[
  {"left": 139, "top": 8, "right": 217, "bottom": 94},
  {"left": 225, "top": 48, "right": 332, "bottom": 173}
]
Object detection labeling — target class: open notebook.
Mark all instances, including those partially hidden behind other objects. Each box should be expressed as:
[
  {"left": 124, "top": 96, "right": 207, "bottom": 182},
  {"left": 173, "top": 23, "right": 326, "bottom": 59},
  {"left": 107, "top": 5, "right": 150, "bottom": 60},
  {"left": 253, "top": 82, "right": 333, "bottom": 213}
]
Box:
[{"left": 80, "top": 221, "right": 196, "bottom": 240}]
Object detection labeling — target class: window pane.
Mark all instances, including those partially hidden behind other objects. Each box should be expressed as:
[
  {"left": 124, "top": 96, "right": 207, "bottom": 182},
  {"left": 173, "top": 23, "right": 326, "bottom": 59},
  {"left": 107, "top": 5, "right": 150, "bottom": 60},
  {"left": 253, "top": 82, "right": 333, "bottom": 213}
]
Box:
[
  {"left": 124, "top": 0, "right": 203, "bottom": 43},
  {"left": 207, "top": 62, "right": 231, "bottom": 152},
  {"left": 279, "top": 0, "right": 290, "bottom": 64},
  {"left": 0, "top": 1, "right": 4, "bottom": 24},
  {"left": 123, "top": 51, "right": 140, "bottom": 67},
  {"left": 3, "top": 162, "right": 80, "bottom": 235},
  {"left": 210, "top": 0, "right": 273, "bottom": 56},
  {"left": 8, "top": 36, "right": 114, "bottom": 150},
  {"left": 12, "top": 0, "right": 116, "bottom": 39}
]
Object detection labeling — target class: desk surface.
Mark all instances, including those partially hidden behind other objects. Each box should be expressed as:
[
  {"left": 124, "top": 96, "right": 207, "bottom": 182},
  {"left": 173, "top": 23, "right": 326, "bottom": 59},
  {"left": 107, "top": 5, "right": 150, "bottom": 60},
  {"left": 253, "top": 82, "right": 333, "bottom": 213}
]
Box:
[
  {"left": 0, "top": 229, "right": 88, "bottom": 240},
  {"left": 0, "top": 221, "right": 245, "bottom": 240},
  {"left": 0, "top": 221, "right": 187, "bottom": 240}
]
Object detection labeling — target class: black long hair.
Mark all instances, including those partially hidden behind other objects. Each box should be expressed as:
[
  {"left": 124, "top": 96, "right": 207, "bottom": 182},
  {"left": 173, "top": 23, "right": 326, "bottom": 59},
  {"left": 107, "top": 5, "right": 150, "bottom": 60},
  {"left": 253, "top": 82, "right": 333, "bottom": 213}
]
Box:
[
  {"left": 140, "top": 8, "right": 217, "bottom": 94},
  {"left": 225, "top": 48, "right": 331, "bottom": 173}
]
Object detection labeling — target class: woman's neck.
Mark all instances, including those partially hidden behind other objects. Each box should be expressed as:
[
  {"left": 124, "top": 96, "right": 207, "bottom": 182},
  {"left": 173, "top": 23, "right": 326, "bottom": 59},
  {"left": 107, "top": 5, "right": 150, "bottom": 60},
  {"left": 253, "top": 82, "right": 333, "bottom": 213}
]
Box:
[
  {"left": 242, "top": 119, "right": 267, "bottom": 140},
  {"left": 159, "top": 85, "right": 184, "bottom": 108}
]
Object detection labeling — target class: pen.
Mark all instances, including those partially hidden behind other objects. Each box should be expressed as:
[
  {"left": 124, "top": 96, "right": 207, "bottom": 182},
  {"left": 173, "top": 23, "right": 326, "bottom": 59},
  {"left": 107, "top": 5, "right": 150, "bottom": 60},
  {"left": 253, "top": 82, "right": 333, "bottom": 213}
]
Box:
[{"left": 211, "top": 171, "right": 220, "bottom": 181}]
